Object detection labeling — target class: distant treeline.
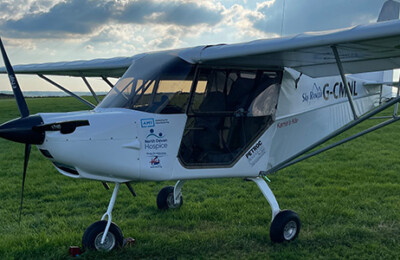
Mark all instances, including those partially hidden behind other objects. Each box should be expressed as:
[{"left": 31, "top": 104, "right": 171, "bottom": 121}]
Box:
[
  {"left": 0, "top": 93, "right": 13, "bottom": 99},
  {"left": 0, "top": 91, "right": 108, "bottom": 98}
]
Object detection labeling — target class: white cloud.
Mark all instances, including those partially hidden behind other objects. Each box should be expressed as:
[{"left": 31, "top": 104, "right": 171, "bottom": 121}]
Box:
[
  {"left": 0, "top": 0, "right": 392, "bottom": 92},
  {"left": 2, "top": 0, "right": 388, "bottom": 58},
  {"left": 220, "top": 3, "right": 275, "bottom": 41},
  {"left": 250, "top": 0, "right": 387, "bottom": 36},
  {"left": 256, "top": 0, "right": 276, "bottom": 10},
  {"left": 2, "top": 38, "right": 37, "bottom": 50},
  {"left": 0, "top": 0, "right": 61, "bottom": 20}
]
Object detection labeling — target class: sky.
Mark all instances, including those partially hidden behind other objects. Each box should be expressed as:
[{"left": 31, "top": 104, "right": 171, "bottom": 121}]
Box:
[{"left": 0, "top": 0, "right": 390, "bottom": 92}]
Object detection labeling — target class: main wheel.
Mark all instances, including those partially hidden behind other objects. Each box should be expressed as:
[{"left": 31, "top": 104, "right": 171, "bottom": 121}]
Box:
[
  {"left": 82, "top": 220, "right": 124, "bottom": 252},
  {"left": 157, "top": 186, "right": 183, "bottom": 210},
  {"left": 270, "top": 210, "right": 300, "bottom": 243}
]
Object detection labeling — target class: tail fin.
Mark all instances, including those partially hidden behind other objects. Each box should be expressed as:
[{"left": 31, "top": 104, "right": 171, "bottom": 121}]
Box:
[
  {"left": 379, "top": 1, "right": 400, "bottom": 98},
  {"left": 378, "top": 0, "right": 400, "bottom": 22},
  {"left": 354, "top": 1, "right": 400, "bottom": 98}
]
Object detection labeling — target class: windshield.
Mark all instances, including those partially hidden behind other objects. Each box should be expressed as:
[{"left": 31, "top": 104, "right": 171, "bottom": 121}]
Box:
[{"left": 98, "top": 52, "right": 195, "bottom": 114}]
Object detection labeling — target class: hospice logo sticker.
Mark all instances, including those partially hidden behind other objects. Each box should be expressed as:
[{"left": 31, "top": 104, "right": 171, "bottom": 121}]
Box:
[
  {"left": 146, "top": 129, "right": 165, "bottom": 139},
  {"left": 145, "top": 129, "right": 168, "bottom": 150}
]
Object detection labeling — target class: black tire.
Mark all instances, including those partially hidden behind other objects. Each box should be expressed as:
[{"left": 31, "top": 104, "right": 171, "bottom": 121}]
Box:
[
  {"left": 156, "top": 186, "right": 183, "bottom": 210},
  {"left": 270, "top": 210, "right": 300, "bottom": 243},
  {"left": 82, "top": 220, "right": 124, "bottom": 252}
]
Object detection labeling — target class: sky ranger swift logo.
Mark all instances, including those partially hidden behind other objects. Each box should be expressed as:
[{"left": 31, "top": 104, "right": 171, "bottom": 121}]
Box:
[
  {"left": 303, "top": 81, "right": 358, "bottom": 103},
  {"left": 302, "top": 83, "right": 322, "bottom": 103}
]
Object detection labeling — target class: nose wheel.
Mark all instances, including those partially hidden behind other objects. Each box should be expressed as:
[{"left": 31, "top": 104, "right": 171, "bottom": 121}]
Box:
[
  {"left": 270, "top": 210, "right": 300, "bottom": 242},
  {"left": 82, "top": 183, "right": 125, "bottom": 252},
  {"left": 250, "top": 177, "right": 301, "bottom": 243},
  {"left": 157, "top": 185, "right": 183, "bottom": 209},
  {"left": 82, "top": 220, "right": 123, "bottom": 252},
  {"left": 157, "top": 180, "right": 185, "bottom": 210}
]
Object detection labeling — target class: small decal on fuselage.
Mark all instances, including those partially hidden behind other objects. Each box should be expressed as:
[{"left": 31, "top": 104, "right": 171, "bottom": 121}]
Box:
[
  {"left": 302, "top": 80, "right": 358, "bottom": 104},
  {"left": 246, "top": 140, "right": 266, "bottom": 166},
  {"left": 150, "top": 156, "right": 162, "bottom": 168},
  {"left": 141, "top": 118, "right": 155, "bottom": 128},
  {"left": 144, "top": 129, "right": 168, "bottom": 150},
  {"left": 277, "top": 118, "right": 299, "bottom": 129},
  {"left": 155, "top": 119, "right": 169, "bottom": 125},
  {"left": 302, "top": 83, "right": 322, "bottom": 103}
]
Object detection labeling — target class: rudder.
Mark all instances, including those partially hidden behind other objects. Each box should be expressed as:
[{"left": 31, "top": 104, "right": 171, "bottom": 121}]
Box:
[{"left": 378, "top": 0, "right": 400, "bottom": 22}]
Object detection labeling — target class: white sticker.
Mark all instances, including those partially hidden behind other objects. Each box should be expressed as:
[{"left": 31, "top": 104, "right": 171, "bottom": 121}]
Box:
[{"left": 246, "top": 141, "right": 266, "bottom": 166}]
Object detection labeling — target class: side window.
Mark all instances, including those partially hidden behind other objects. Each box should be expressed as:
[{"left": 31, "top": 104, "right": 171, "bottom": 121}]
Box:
[
  {"left": 131, "top": 80, "right": 155, "bottom": 111},
  {"left": 247, "top": 71, "right": 281, "bottom": 117},
  {"left": 190, "top": 79, "right": 207, "bottom": 111},
  {"left": 179, "top": 68, "right": 282, "bottom": 167},
  {"left": 150, "top": 79, "right": 192, "bottom": 114}
]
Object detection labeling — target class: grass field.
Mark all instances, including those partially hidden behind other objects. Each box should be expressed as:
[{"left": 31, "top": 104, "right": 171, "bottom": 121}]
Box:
[{"left": 0, "top": 96, "right": 400, "bottom": 259}]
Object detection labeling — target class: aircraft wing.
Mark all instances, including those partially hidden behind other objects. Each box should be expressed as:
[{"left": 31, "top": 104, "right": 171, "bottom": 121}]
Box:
[
  {"left": 181, "top": 19, "right": 400, "bottom": 78},
  {"left": 2, "top": 19, "right": 400, "bottom": 79},
  {"left": 0, "top": 54, "right": 146, "bottom": 78}
]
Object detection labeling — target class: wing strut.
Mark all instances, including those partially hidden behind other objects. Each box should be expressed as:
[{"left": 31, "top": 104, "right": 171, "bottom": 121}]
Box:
[
  {"left": 102, "top": 76, "right": 114, "bottom": 89},
  {"left": 263, "top": 94, "right": 400, "bottom": 175},
  {"left": 331, "top": 45, "right": 358, "bottom": 120},
  {"left": 266, "top": 115, "right": 400, "bottom": 173},
  {"left": 394, "top": 75, "right": 400, "bottom": 117},
  {"left": 81, "top": 76, "right": 100, "bottom": 104},
  {"left": 37, "top": 74, "right": 96, "bottom": 109}
]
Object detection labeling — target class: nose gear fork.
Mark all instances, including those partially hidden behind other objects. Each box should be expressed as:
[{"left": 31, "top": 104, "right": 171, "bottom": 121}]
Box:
[
  {"left": 82, "top": 182, "right": 124, "bottom": 251},
  {"left": 250, "top": 177, "right": 301, "bottom": 243},
  {"left": 250, "top": 177, "right": 280, "bottom": 219},
  {"left": 100, "top": 183, "right": 120, "bottom": 244}
]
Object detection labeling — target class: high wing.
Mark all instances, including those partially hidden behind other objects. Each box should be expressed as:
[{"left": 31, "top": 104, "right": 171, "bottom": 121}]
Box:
[
  {"left": 1, "top": 19, "right": 400, "bottom": 78},
  {"left": 0, "top": 54, "right": 146, "bottom": 78},
  {"left": 180, "top": 19, "right": 400, "bottom": 78}
]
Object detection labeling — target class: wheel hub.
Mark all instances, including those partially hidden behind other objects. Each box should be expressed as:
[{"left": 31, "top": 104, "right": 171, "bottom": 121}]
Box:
[
  {"left": 166, "top": 193, "right": 180, "bottom": 209},
  {"left": 94, "top": 231, "right": 116, "bottom": 251},
  {"left": 283, "top": 220, "right": 297, "bottom": 240}
]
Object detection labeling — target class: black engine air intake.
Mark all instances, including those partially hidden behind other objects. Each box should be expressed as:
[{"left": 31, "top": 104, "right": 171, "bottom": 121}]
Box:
[
  {"left": 0, "top": 115, "right": 44, "bottom": 144},
  {"left": 33, "top": 120, "right": 90, "bottom": 134}
]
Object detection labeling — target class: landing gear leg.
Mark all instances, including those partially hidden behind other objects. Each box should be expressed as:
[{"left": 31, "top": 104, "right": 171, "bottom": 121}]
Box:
[
  {"left": 250, "top": 177, "right": 301, "bottom": 243},
  {"left": 82, "top": 183, "right": 124, "bottom": 251},
  {"left": 157, "top": 180, "right": 185, "bottom": 210}
]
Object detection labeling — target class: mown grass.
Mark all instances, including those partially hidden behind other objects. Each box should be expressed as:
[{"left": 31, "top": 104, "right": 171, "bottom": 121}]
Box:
[{"left": 0, "top": 96, "right": 400, "bottom": 259}]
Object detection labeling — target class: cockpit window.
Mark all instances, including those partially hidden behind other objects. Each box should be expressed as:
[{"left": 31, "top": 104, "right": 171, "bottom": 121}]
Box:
[
  {"left": 179, "top": 68, "right": 282, "bottom": 167},
  {"left": 98, "top": 53, "right": 195, "bottom": 114}
]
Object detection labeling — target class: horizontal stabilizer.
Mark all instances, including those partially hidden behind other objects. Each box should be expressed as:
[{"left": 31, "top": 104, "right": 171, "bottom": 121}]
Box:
[{"left": 363, "top": 81, "right": 400, "bottom": 87}]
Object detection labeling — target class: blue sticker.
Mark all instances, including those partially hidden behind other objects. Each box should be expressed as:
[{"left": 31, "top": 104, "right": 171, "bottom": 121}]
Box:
[{"left": 141, "top": 118, "right": 155, "bottom": 128}]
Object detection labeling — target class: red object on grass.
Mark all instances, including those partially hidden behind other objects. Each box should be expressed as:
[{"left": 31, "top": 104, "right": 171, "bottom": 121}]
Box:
[{"left": 69, "top": 246, "right": 82, "bottom": 257}]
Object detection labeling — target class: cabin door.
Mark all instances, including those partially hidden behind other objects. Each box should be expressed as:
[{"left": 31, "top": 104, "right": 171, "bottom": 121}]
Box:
[{"left": 178, "top": 68, "right": 282, "bottom": 167}]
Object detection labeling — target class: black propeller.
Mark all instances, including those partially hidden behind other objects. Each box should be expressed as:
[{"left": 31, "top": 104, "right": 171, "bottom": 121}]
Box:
[
  {"left": 0, "top": 39, "right": 93, "bottom": 223},
  {"left": 0, "top": 38, "right": 29, "bottom": 118},
  {"left": 19, "top": 143, "right": 31, "bottom": 224},
  {"left": 0, "top": 37, "right": 40, "bottom": 223}
]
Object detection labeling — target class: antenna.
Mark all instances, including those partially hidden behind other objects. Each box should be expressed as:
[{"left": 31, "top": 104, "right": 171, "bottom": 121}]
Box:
[{"left": 280, "top": 0, "right": 286, "bottom": 37}]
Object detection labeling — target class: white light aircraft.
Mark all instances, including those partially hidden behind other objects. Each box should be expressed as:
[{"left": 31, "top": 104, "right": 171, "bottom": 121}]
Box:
[{"left": 1, "top": 0, "right": 400, "bottom": 252}]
